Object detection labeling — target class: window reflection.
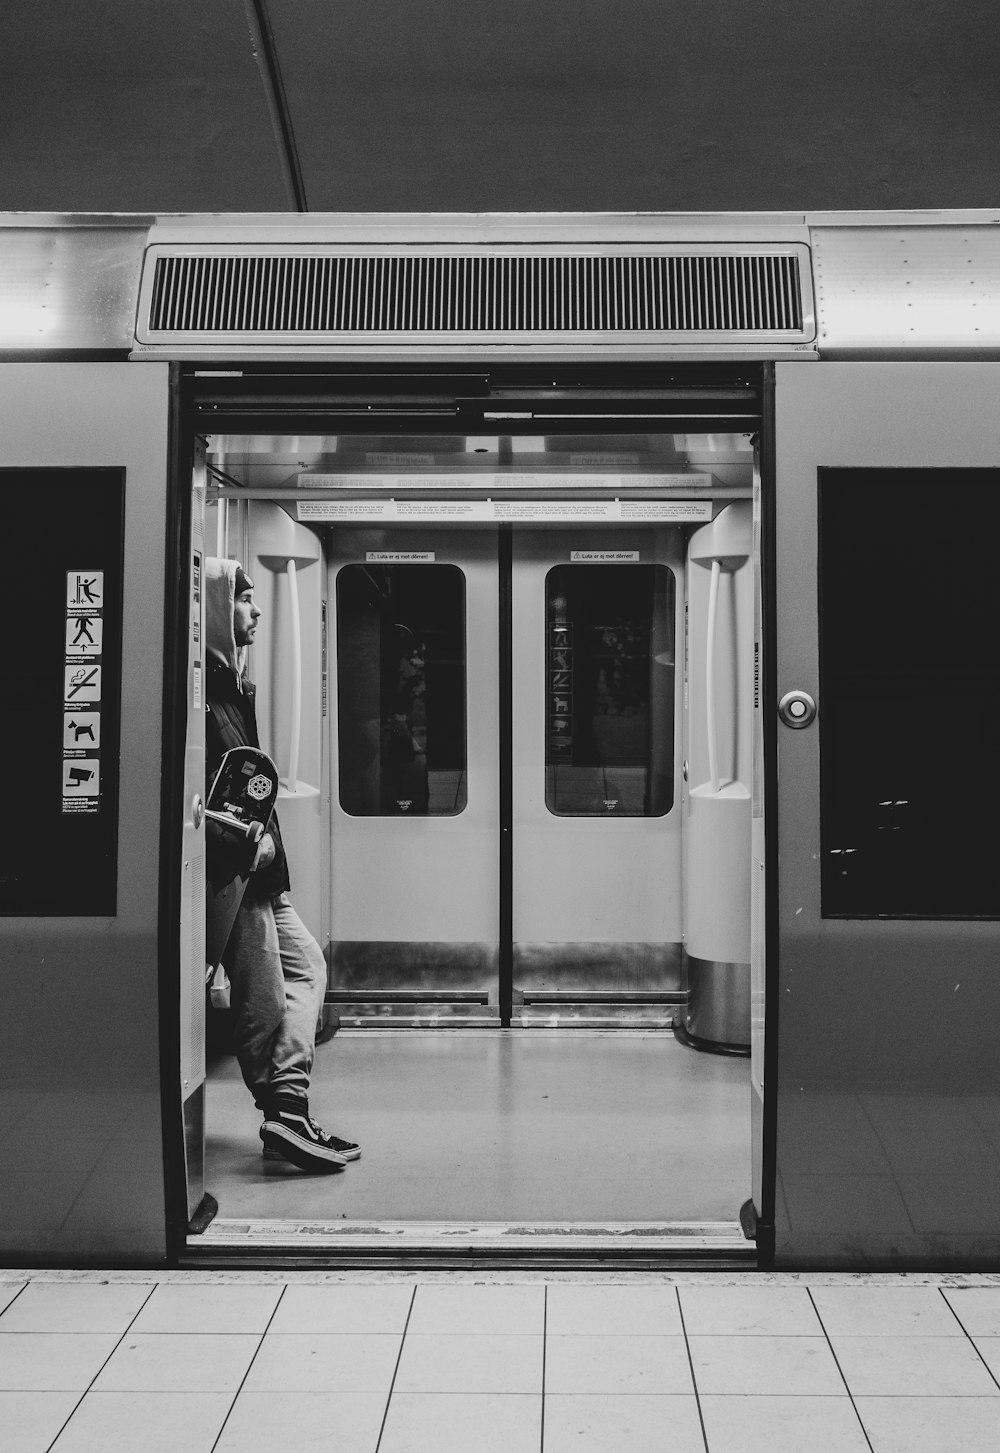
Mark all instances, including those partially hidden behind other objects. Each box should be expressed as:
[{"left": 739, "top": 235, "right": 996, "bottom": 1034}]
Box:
[
  {"left": 337, "top": 564, "right": 466, "bottom": 815},
  {"left": 545, "top": 565, "right": 675, "bottom": 817}
]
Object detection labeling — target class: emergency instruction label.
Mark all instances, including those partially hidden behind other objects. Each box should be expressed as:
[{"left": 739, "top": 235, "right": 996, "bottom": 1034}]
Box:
[
  {"left": 571, "top": 550, "right": 641, "bottom": 562},
  {"left": 366, "top": 551, "right": 436, "bottom": 562}
]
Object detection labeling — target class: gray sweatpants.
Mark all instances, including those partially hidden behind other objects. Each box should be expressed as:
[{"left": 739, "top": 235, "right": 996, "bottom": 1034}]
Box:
[{"left": 223, "top": 891, "right": 328, "bottom": 1108}]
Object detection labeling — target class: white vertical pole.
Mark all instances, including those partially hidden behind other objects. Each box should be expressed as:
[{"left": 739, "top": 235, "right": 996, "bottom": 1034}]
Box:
[
  {"left": 706, "top": 558, "right": 721, "bottom": 793},
  {"left": 286, "top": 559, "right": 301, "bottom": 793},
  {"left": 216, "top": 497, "right": 227, "bottom": 558}
]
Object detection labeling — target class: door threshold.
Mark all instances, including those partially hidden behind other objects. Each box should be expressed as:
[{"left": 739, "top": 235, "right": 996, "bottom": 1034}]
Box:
[{"left": 186, "top": 1218, "right": 754, "bottom": 1268}]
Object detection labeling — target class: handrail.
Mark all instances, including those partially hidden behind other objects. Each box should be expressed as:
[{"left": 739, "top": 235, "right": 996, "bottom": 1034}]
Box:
[
  {"left": 705, "top": 558, "right": 721, "bottom": 793},
  {"left": 286, "top": 559, "right": 301, "bottom": 793},
  {"left": 216, "top": 496, "right": 228, "bottom": 557}
]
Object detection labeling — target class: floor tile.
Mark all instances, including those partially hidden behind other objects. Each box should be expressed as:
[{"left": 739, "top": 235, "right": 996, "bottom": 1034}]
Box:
[
  {"left": 831, "top": 1335, "right": 1000, "bottom": 1397},
  {"left": 944, "top": 1289, "right": 1000, "bottom": 1337},
  {"left": 267, "top": 1283, "right": 413, "bottom": 1334},
  {"left": 780, "top": 1173, "right": 913, "bottom": 1234},
  {"left": 90, "top": 1333, "right": 259, "bottom": 1392},
  {"left": 543, "top": 1393, "right": 704, "bottom": 1452},
  {"left": 967, "top": 1093, "right": 1000, "bottom": 1156},
  {"left": 966, "top": 1336, "right": 1000, "bottom": 1385},
  {"left": 777, "top": 1093, "right": 891, "bottom": 1174},
  {"left": 0, "top": 1285, "right": 27, "bottom": 1317},
  {"left": 214, "top": 1390, "right": 386, "bottom": 1452},
  {"left": 810, "top": 1286, "right": 962, "bottom": 1337},
  {"left": 407, "top": 1283, "right": 544, "bottom": 1335},
  {"left": 0, "top": 1282, "right": 152, "bottom": 1334},
  {"left": 860, "top": 1095, "right": 1000, "bottom": 1176},
  {"left": 0, "top": 1391, "right": 81, "bottom": 1453},
  {"left": 856, "top": 1394, "right": 1000, "bottom": 1451},
  {"left": 0, "top": 1334, "right": 120, "bottom": 1391},
  {"left": 242, "top": 1331, "right": 401, "bottom": 1392},
  {"left": 678, "top": 1285, "right": 821, "bottom": 1337},
  {"left": 394, "top": 1332, "right": 542, "bottom": 1393},
  {"left": 896, "top": 1174, "right": 1000, "bottom": 1234},
  {"left": 48, "top": 1392, "right": 232, "bottom": 1453},
  {"left": 545, "top": 1334, "right": 693, "bottom": 1396},
  {"left": 546, "top": 1285, "right": 683, "bottom": 1336},
  {"left": 130, "top": 1282, "right": 281, "bottom": 1333},
  {"left": 687, "top": 1335, "right": 844, "bottom": 1396},
  {"left": 378, "top": 1392, "right": 541, "bottom": 1453},
  {"left": 700, "top": 1394, "right": 871, "bottom": 1453}
]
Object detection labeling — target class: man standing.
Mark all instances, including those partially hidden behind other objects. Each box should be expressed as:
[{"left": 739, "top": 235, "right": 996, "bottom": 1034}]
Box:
[{"left": 204, "top": 557, "right": 359, "bottom": 1172}]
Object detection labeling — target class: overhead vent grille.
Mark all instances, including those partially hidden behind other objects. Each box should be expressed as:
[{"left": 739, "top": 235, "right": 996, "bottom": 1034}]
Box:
[{"left": 136, "top": 245, "right": 814, "bottom": 348}]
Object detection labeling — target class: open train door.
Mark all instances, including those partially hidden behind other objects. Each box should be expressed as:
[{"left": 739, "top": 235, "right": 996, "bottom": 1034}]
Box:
[
  {"left": 179, "top": 439, "right": 208, "bottom": 1226},
  {"left": 769, "top": 362, "right": 1000, "bottom": 1267},
  {"left": 0, "top": 361, "right": 172, "bottom": 1260}
]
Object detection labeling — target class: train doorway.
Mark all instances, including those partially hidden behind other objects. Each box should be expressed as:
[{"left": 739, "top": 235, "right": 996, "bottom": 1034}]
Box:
[{"left": 179, "top": 367, "right": 766, "bottom": 1258}]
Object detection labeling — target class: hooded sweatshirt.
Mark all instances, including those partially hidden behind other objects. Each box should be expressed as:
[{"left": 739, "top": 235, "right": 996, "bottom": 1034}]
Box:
[{"left": 204, "top": 557, "right": 290, "bottom": 900}]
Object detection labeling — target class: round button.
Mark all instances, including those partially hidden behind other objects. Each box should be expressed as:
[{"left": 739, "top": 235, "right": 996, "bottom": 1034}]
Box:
[{"left": 778, "top": 690, "right": 817, "bottom": 729}]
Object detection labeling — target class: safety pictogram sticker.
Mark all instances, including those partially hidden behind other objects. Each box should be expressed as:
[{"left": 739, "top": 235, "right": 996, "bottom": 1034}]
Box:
[
  {"left": 63, "top": 711, "right": 101, "bottom": 754},
  {"left": 66, "top": 571, "right": 104, "bottom": 609},
  {"left": 64, "top": 663, "right": 102, "bottom": 703},
  {"left": 65, "top": 614, "right": 103, "bottom": 656},
  {"left": 63, "top": 569, "right": 106, "bottom": 814},
  {"left": 62, "top": 757, "right": 100, "bottom": 812}
]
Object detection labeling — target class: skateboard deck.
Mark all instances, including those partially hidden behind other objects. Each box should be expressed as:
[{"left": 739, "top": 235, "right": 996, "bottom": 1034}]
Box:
[{"left": 204, "top": 746, "right": 280, "bottom": 974}]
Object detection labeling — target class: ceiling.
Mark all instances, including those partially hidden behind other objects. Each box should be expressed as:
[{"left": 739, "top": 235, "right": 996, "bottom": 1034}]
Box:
[{"left": 1, "top": 0, "right": 998, "bottom": 215}]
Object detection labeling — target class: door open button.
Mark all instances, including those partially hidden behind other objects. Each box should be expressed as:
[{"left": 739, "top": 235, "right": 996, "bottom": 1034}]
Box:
[{"left": 778, "top": 690, "right": 817, "bottom": 728}]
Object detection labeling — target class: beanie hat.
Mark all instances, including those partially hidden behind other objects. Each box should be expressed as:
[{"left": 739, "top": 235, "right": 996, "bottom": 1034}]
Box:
[{"left": 234, "top": 565, "right": 254, "bottom": 596}]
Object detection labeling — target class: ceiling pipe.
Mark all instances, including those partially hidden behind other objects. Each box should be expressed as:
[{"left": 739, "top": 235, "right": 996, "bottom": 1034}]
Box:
[{"left": 241, "top": 0, "right": 309, "bottom": 212}]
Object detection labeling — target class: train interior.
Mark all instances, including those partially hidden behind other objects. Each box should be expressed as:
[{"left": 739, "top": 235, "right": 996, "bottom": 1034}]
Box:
[{"left": 186, "top": 423, "right": 762, "bottom": 1253}]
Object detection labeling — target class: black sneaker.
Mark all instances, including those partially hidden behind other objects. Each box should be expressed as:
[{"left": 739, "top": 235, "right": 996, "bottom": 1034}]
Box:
[
  {"left": 262, "top": 1132, "right": 361, "bottom": 1165},
  {"left": 260, "top": 1100, "right": 357, "bottom": 1172}
]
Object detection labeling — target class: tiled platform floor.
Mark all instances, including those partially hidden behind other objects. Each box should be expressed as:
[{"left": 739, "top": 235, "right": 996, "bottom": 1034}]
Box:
[{"left": 3, "top": 1271, "right": 1000, "bottom": 1451}]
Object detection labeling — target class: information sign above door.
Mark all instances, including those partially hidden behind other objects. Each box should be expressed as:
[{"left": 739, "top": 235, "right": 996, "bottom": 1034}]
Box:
[
  {"left": 298, "top": 499, "right": 714, "bottom": 524},
  {"left": 300, "top": 472, "right": 713, "bottom": 491}
]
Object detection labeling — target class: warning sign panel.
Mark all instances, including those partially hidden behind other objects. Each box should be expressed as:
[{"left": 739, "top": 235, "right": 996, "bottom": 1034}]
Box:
[
  {"left": 66, "top": 571, "right": 104, "bottom": 610},
  {"left": 62, "top": 757, "right": 100, "bottom": 812},
  {"left": 64, "top": 663, "right": 102, "bottom": 703},
  {"left": 63, "top": 568, "right": 107, "bottom": 815},
  {"left": 65, "top": 615, "right": 103, "bottom": 656},
  {"left": 63, "top": 711, "right": 101, "bottom": 754}
]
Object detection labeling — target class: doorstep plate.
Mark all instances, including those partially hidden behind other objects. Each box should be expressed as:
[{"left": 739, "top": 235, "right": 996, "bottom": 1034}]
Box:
[{"left": 193, "top": 1218, "right": 750, "bottom": 1256}]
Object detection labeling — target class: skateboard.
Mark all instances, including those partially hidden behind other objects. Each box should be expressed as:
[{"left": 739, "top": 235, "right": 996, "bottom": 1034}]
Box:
[{"left": 204, "top": 746, "right": 280, "bottom": 977}]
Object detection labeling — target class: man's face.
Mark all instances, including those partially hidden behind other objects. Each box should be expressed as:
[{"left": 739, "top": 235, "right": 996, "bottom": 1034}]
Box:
[{"left": 234, "top": 588, "right": 261, "bottom": 647}]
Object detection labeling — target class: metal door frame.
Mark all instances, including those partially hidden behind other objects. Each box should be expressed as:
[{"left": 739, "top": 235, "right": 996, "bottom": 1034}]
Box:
[{"left": 167, "top": 360, "right": 771, "bottom": 1264}]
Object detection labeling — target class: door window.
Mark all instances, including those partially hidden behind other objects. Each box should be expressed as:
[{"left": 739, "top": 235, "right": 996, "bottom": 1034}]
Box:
[
  {"left": 336, "top": 563, "right": 467, "bottom": 816},
  {"left": 544, "top": 564, "right": 675, "bottom": 817}
]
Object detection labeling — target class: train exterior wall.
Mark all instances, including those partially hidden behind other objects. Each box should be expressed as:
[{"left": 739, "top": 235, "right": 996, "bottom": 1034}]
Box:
[
  {"left": 773, "top": 361, "right": 1000, "bottom": 1266},
  {"left": 0, "top": 363, "right": 170, "bottom": 1262}
]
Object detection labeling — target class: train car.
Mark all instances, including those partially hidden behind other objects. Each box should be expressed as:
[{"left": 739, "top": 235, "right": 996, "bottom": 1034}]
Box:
[{"left": 1, "top": 209, "right": 998, "bottom": 1269}]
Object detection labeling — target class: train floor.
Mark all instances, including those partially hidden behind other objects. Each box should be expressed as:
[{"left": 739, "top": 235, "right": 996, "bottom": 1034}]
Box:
[
  {"left": 202, "top": 1027, "right": 750, "bottom": 1227},
  {"left": 4, "top": 1270, "right": 1000, "bottom": 1452}
]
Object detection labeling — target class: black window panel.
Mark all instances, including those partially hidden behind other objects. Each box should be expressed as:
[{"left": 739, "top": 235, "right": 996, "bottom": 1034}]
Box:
[
  {"left": 545, "top": 564, "right": 675, "bottom": 817},
  {"left": 336, "top": 564, "right": 467, "bottom": 816},
  {"left": 0, "top": 468, "right": 123, "bottom": 916},
  {"left": 820, "top": 468, "right": 1000, "bottom": 918}
]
